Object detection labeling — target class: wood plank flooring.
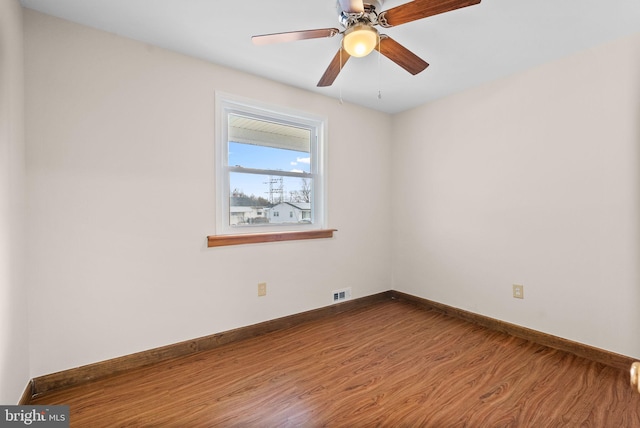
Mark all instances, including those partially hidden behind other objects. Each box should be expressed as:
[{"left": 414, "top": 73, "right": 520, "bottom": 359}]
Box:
[{"left": 32, "top": 299, "right": 640, "bottom": 427}]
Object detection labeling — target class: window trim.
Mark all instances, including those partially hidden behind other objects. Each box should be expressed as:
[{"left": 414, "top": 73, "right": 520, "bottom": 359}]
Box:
[{"left": 214, "top": 92, "right": 327, "bottom": 237}]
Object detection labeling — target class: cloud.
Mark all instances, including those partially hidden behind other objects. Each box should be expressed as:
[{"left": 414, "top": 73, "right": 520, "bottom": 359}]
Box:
[
  {"left": 290, "top": 161, "right": 298, "bottom": 166},
  {"left": 296, "top": 157, "right": 311, "bottom": 164}
]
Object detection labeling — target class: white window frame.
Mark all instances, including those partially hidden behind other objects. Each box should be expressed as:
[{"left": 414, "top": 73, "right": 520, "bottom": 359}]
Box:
[{"left": 215, "top": 92, "right": 327, "bottom": 236}]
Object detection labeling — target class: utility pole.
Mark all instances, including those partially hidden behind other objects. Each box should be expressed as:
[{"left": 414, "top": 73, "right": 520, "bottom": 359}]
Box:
[{"left": 265, "top": 176, "right": 284, "bottom": 204}]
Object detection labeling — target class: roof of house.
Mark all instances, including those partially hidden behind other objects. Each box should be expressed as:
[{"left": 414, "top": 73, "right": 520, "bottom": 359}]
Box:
[
  {"left": 274, "top": 202, "right": 310, "bottom": 211},
  {"left": 229, "top": 206, "right": 255, "bottom": 213}
]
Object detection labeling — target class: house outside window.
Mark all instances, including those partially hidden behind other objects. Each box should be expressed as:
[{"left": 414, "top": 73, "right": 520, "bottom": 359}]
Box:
[{"left": 215, "top": 93, "right": 326, "bottom": 235}]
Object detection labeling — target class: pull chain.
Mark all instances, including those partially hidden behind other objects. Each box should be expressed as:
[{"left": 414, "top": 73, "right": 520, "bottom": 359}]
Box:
[
  {"left": 377, "top": 35, "right": 382, "bottom": 100},
  {"left": 339, "top": 46, "right": 344, "bottom": 105}
]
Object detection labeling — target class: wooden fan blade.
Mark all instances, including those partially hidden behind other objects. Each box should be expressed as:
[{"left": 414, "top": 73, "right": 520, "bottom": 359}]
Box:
[
  {"left": 317, "top": 48, "right": 351, "bottom": 87},
  {"left": 338, "top": 0, "right": 365, "bottom": 14},
  {"left": 379, "top": 0, "right": 480, "bottom": 27},
  {"left": 376, "top": 35, "right": 429, "bottom": 75},
  {"left": 252, "top": 28, "right": 340, "bottom": 46}
]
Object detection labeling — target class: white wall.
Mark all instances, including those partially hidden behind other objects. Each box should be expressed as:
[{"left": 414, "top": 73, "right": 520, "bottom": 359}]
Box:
[
  {"left": 24, "top": 10, "right": 392, "bottom": 377},
  {"left": 392, "top": 33, "right": 640, "bottom": 357},
  {"left": 21, "top": 6, "right": 640, "bottom": 386},
  {"left": 0, "top": 0, "right": 29, "bottom": 404}
]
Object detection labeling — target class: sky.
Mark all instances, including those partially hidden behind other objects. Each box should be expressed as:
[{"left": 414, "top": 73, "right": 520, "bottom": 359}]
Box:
[{"left": 228, "top": 142, "right": 311, "bottom": 202}]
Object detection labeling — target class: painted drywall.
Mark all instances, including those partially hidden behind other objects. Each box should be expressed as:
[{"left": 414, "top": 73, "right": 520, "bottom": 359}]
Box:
[
  {"left": 21, "top": 5, "right": 640, "bottom": 386},
  {"left": 392, "top": 33, "right": 640, "bottom": 357},
  {"left": 0, "top": 0, "right": 29, "bottom": 404},
  {"left": 24, "top": 10, "right": 392, "bottom": 377}
]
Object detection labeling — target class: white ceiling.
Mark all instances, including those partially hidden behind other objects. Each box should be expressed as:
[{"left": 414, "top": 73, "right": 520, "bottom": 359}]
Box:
[{"left": 19, "top": 0, "right": 640, "bottom": 114}]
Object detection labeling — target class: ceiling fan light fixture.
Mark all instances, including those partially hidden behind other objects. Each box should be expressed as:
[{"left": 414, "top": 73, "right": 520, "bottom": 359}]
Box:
[{"left": 343, "top": 25, "right": 378, "bottom": 57}]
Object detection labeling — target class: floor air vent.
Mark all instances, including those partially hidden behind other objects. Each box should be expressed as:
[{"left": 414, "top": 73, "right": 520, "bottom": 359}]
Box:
[{"left": 332, "top": 287, "right": 352, "bottom": 303}]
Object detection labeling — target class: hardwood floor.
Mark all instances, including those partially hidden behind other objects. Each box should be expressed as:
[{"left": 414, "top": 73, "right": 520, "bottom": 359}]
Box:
[{"left": 32, "top": 299, "right": 640, "bottom": 427}]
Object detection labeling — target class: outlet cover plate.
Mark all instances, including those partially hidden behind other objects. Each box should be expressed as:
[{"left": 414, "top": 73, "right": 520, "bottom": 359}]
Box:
[
  {"left": 513, "top": 284, "right": 524, "bottom": 299},
  {"left": 258, "top": 282, "right": 267, "bottom": 297}
]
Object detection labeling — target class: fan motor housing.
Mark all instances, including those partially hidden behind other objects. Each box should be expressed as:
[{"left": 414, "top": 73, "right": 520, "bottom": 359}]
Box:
[{"left": 338, "top": 0, "right": 384, "bottom": 29}]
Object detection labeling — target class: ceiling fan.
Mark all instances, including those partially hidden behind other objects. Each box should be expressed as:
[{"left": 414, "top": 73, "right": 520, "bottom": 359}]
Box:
[{"left": 252, "top": 0, "right": 481, "bottom": 87}]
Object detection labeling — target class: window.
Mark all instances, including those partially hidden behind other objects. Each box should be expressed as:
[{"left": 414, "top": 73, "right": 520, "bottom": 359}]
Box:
[{"left": 215, "top": 93, "right": 326, "bottom": 236}]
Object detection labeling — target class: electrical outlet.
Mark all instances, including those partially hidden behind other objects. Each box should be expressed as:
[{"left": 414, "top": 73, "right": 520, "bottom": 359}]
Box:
[
  {"left": 258, "top": 282, "right": 267, "bottom": 297},
  {"left": 513, "top": 284, "right": 524, "bottom": 299}
]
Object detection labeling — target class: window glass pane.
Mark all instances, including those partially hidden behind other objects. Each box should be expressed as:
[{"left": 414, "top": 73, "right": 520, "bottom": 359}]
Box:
[
  {"left": 228, "top": 142, "right": 310, "bottom": 173},
  {"left": 229, "top": 172, "right": 313, "bottom": 226}
]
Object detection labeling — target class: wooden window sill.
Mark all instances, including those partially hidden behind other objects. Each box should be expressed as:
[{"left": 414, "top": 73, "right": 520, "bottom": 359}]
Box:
[{"left": 207, "top": 229, "right": 337, "bottom": 247}]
